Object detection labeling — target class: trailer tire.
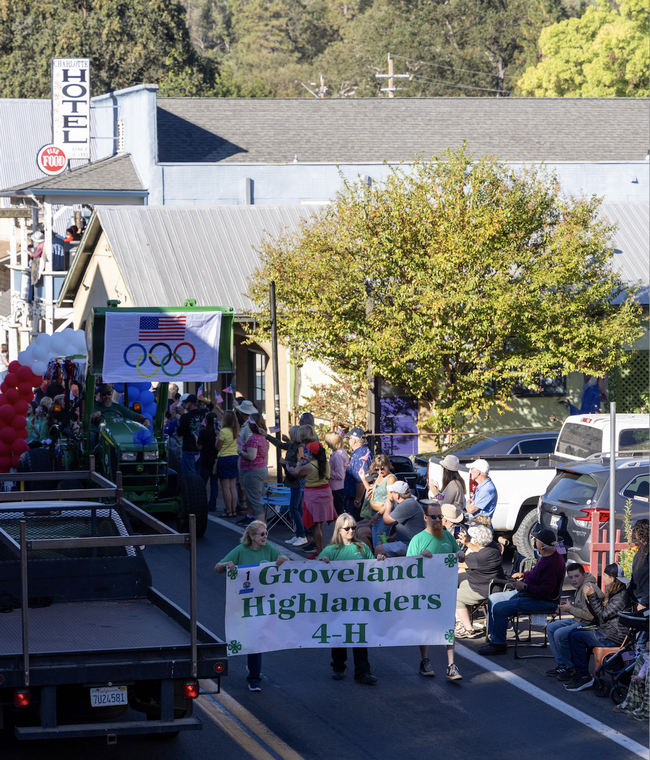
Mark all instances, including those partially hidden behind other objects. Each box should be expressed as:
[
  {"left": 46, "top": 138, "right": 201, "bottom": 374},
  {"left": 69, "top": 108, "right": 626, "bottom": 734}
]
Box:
[
  {"left": 177, "top": 474, "right": 208, "bottom": 538},
  {"left": 17, "top": 448, "right": 57, "bottom": 491},
  {"left": 513, "top": 509, "right": 538, "bottom": 559}
]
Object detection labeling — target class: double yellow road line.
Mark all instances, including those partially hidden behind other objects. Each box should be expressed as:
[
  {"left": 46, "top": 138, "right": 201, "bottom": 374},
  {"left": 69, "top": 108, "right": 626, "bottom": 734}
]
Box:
[{"left": 197, "top": 679, "right": 304, "bottom": 760}]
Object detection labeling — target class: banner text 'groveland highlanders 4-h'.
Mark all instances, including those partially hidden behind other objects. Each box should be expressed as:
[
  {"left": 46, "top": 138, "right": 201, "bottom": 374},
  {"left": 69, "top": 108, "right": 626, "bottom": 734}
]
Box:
[
  {"left": 102, "top": 311, "right": 222, "bottom": 382},
  {"left": 225, "top": 555, "right": 458, "bottom": 656}
]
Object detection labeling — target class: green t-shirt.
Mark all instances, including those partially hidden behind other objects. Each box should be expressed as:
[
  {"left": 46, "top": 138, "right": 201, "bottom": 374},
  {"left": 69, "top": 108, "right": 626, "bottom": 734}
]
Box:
[
  {"left": 220, "top": 543, "right": 281, "bottom": 566},
  {"left": 318, "top": 542, "right": 374, "bottom": 561},
  {"left": 406, "top": 529, "right": 461, "bottom": 557},
  {"left": 93, "top": 400, "right": 139, "bottom": 422}
]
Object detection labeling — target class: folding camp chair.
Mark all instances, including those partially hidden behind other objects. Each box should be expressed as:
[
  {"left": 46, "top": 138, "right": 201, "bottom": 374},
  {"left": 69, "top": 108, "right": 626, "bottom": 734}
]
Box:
[{"left": 263, "top": 483, "right": 293, "bottom": 532}]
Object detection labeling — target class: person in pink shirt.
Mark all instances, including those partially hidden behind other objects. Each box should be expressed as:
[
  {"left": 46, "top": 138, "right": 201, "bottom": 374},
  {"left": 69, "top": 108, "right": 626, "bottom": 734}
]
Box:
[
  {"left": 238, "top": 413, "right": 269, "bottom": 522},
  {"left": 325, "top": 432, "right": 349, "bottom": 516}
]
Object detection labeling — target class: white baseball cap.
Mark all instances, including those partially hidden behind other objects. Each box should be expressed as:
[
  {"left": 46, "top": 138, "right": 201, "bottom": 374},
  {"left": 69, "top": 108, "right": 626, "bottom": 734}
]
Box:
[{"left": 468, "top": 458, "right": 490, "bottom": 475}]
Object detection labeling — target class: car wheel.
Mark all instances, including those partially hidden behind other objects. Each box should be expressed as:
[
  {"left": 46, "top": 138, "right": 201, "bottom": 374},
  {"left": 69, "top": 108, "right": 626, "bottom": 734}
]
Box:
[{"left": 513, "top": 509, "right": 538, "bottom": 559}]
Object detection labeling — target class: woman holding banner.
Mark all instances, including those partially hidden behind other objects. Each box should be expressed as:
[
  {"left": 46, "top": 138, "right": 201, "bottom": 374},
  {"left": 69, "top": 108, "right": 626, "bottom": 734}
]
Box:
[
  {"left": 318, "top": 513, "right": 381, "bottom": 685},
  {"left": 215, "top": 520, "right": 290, "bottom": 691}
]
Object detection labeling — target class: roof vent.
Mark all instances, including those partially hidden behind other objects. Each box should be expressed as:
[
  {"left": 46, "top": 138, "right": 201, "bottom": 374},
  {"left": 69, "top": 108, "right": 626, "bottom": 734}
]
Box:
[{"left": 116, "top": 118, "right": 125, "bottom": 154}]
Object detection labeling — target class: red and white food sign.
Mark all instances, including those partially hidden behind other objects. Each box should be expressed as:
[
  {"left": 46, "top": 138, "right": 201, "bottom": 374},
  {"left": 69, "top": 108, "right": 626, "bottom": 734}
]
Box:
[{"left": 37, "top": 144, "right": 68, "bottom": 176}]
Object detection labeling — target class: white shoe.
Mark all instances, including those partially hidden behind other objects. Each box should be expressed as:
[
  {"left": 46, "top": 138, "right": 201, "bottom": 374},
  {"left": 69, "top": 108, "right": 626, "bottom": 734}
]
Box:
[
  {"left": 292, "top": 536, "right": 308, "bottom": 547},
  {"left": 285, "top": 536, "right": 299, "bottom": 545}
]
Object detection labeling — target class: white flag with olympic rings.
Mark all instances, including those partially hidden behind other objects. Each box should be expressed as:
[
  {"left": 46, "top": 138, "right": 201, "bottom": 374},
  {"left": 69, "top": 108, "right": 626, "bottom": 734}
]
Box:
[{"left": 102, "top": 311, "right": 222, "bottom": 382}]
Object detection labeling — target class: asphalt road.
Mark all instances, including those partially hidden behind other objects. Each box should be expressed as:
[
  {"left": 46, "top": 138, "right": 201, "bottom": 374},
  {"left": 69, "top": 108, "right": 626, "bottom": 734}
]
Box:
[{"left": 2, "top": 513, "right": 648, "bottom": 760}]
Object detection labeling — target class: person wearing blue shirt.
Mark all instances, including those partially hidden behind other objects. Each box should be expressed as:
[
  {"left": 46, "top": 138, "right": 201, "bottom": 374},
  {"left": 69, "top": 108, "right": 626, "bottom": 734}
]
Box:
[
  {"left": 467, "top": 458, "right": 498, "bottom": 518},
  {"left": 343, "top": 427, "right": 371, "bottom": 520}
]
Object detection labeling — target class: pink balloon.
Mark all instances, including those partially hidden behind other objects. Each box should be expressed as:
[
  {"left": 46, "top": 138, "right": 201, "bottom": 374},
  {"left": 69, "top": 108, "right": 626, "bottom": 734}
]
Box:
[{"left": 0, "top": 404, "right": 15, "bottom": 423}]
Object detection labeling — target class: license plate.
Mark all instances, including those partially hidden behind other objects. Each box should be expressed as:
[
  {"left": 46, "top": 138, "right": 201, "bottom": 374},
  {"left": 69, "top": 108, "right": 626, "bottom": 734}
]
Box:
[
  {"left": 550, "top": 515, "right": 561, "bottom": 528},
  {"left": 90, "top": 686, "right": 128, "bottom": 707}
]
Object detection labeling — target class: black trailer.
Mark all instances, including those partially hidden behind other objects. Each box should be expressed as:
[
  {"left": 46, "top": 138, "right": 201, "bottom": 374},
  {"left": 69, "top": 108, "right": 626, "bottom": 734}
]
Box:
[{"left": 0, "top": 462, "right": 227, "bottom": 742}]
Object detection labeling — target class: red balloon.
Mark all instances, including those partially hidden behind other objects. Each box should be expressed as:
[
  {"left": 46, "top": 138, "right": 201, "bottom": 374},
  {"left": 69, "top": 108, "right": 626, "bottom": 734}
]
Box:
[
  {"left": 10, "top": 415, "right": 26, "bottom": 431},
  {"left": 17, "top": 381, "right": 32, "bottom": 396},
  {"left": 0, "top": 427, "right": 16, "bottom": 444},
  {"left": 16, "top": 366, "right": 32, "bottom": 383},
  {"left": 0, "top": 441, "right": 11, "bottom": 456},
  {"left": 0, "top": 456, "right": 11, "bottom": 471},
  {"left": 11, "top": 439, "right": 29, "bottom": 456},
  {"left": 15, "top": 428, "right": 28, "bottom": 440},
  {"left": 4, "top": 373, "right": 17, "bottom": 389},
  {"left": 5, "top": 388, "right": 19, "bottom": 404},
  {"left": 19, "top": 392, "right": 34, "bottom": 403},
  {"left": 10, "top": 454, "right": 20, "bottom": 468},
  {"left": 13, "top": 399, "right": 29, "bottom": 416},
  {"left": 31, "top": 373, "right": 43, "bottom": 388},
  {"left": 0, "top": 404, "right": 15, "bottom": 423},
  {"left": 8, "top": 361, "right": 20, "bottom": 374},
  {"left": 0, "top": 395, "right": 5, "bottom": 407},
  {"left": 0, "top": 383, "right": 6, "bottom": 394}
]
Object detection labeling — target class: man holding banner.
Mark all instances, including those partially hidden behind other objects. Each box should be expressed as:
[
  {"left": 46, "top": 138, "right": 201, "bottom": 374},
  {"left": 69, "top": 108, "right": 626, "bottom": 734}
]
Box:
[{"left": 407, "top": 501, "right": 465, "bottom": 681}]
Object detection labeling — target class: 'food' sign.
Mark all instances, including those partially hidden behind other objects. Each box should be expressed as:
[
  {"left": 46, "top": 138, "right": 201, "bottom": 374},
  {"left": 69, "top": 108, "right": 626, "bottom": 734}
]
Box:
[
  {"left": 37, "top": 145, "right": 68, "bottom": 176},
  {"left": 52, "top": 58, "right": 91, "bottom": 160}
]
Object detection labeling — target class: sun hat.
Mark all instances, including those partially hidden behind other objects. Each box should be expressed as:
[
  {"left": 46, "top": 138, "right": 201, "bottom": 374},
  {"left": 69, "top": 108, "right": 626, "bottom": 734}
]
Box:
[
  {"left": 236, "top": 400, "right": 258, "bottom": 416},
  {"left": 441, "top": 503, "right": 463, "bottom": 523},
  {"left": 440, "top": 455, "right": 460, "bottom": 472}
]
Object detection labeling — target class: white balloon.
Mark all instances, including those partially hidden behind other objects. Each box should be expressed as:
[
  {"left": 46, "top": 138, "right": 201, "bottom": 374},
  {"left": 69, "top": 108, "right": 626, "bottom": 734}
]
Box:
[
  {"left": 61, "top": 327, "right": 75, "bottom": 339},
  {"left": 18, "top": 350, "right": 32, "bottom": 365},
  {"left": 31, "top": 345, "right": 48, "bottom": 362},
  {"left": 31, "top": 360, "right": 47, "bottom": 376},
  {"left": 63, "top": 344, "right": 77, "bottom": 357},
  {"left": 35, "top": 332, "right": 51, "bottom": 346},
  {"left": 49, "top": 335, "right": 66, "bottom": 354}
]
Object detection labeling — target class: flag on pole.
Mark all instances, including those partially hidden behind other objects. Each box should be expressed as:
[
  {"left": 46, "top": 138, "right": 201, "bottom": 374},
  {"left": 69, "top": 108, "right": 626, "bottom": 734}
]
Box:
[
  {"left": 197, "top": 385, "right": 204, "bottom": 398},
  {"left": 214, "top": 391, "right": 223, "bottom": 404},
  {"left": 223, "top": 385, "right": 234, "bottom": 394}
]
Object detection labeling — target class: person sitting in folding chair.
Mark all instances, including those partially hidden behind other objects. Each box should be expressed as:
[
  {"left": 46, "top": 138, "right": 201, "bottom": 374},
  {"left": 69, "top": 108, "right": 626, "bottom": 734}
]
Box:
[{"left": 479, "top": 528, "right": 565, "bottom": 656}]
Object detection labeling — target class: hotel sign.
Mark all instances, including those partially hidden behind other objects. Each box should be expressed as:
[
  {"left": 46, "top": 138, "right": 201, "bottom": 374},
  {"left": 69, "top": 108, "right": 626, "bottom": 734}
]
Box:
[{"left": 52, "top": 58, "right": 91, "bottom": 160}]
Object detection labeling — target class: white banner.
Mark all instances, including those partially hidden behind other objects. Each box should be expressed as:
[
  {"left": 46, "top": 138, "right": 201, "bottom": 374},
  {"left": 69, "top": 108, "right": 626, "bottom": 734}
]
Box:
[
  {"left": 52, "top": 58, "right": 91, "bottom": 160},
  {"left": 225, "top": 555, "right": 458, "bottom": 656},
  {"left": 102, "top": 311, "right": 222, "bottom": 382}
]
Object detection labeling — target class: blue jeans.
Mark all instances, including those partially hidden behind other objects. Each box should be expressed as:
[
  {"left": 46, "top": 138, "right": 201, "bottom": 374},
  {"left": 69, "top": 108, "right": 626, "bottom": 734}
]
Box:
[
  {"left": 200, "top": 467, "right": 219, "bottom": 510},
  {"left": 487, "top": 589, "right": 558, "bottom": 646},
  {"left": 372, "top": 516, "right": 389, "bottom": 549},
  {"left": 568, "top": 628, "right": 617, "bottom": 678},
  {"left": 288, "top": 487, "right": 305, "bottom": 538},
  {"left": 181, "top": 450, "right": 197, "bottom": 475},
  {"left": 247, "top": 653, "right": 262, "bottom": 688},
  {"left": 547, "top": 619, "right": 581, "bottom": 668}
]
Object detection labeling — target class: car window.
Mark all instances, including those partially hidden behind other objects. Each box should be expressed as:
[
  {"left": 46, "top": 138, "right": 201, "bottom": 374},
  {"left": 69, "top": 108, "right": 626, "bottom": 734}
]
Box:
[
  {"left": 619, "top": 429, "right": 649, "bottom": 452},
  {"left": 517, "top": 438, "right": 557, "bottom": 455},
  {"left": 546, "top": 472, "right": 599, "bottom": 505},
  {"left": 444, "top": 437, "right": 496, "bottom": 456},
  {"left": 622, "top": 474, "right": 650, "bottom": 501},
  {"left": 556, "top": 423, "right": 603, "bottom": 459}
]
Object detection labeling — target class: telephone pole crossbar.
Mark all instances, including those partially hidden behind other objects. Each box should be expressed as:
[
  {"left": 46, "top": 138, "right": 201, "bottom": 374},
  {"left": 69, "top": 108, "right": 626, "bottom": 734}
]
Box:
[{"left": 376, "top": 53, "right": 410, "bottom": 97}]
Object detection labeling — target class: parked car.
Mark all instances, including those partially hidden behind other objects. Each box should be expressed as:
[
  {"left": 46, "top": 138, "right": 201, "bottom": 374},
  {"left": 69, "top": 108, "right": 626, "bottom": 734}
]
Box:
[
  {"left": 388, "top": 455, "right": 428, "bottom": 501},
  {"left": 538, "top": 456, "right": 649, "bottom": 572}
]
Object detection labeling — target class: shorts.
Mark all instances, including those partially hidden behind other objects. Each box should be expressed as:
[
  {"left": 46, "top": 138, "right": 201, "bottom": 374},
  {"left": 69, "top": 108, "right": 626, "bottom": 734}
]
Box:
[{"left": 217, "top": 455, "right": 239, "bottom": 479}]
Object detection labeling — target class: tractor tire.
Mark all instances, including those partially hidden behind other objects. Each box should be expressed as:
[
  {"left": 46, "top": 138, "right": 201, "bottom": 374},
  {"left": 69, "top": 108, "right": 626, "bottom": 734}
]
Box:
[
  {"left": 17, "top": 448, "right": 57, "bottom": 491},
  {"left": 177, "top": 474, "right": 208, "bottom": 538},
  {"left": 513, "top": 509, "right": 538, "bottom": 560}
]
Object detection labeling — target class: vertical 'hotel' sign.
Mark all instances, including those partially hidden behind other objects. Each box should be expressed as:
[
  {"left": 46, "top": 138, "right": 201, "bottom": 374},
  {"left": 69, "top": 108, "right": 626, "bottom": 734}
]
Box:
[{"left": 52, "top": 58, "right": 91, "bottom": 160}]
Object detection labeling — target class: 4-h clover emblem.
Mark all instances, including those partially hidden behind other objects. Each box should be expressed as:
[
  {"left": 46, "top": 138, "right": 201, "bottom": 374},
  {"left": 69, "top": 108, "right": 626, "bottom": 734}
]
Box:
[
  {"left": 228, "top": 640, "right": 242, "bottom": 654},
  {"left": 227, "top": 567, "right": 238, "bottom": 580},
  {"left": 445, "top": 554, "right": 457, "bottom": 568},
  {"left": 444, "top": 629, "right": 454, "bottom": 643}
]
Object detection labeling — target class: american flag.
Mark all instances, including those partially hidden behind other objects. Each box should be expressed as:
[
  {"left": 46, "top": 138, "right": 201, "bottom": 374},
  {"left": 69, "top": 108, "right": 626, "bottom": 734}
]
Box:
[
  {"left": 222, "top": 384, "right": 233, "bottom": 394},
  {"left": 139, "top": 315, "right": 186, "bottom": 341}
]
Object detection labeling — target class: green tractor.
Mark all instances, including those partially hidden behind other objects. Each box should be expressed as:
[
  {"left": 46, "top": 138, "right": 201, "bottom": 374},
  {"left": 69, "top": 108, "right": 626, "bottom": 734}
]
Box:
[{"left": 18, "top": 304, "right": 234, "bottom": 537}]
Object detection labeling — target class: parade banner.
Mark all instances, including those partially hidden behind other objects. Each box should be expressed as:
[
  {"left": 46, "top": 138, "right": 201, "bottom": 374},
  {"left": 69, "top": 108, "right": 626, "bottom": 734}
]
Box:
[
  {"left": 102, "top": 311, "right": 222, "bottom": 382},
  {"left": 225, "top": 555, "right": 458, "bottom": 656}
]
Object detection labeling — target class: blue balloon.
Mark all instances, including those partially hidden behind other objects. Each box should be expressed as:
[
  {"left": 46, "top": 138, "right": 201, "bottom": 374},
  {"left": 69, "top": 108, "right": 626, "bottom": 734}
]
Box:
[
  {"left": 140, "top": 390, "right": 155, "bottom": 407},
  {"left": 117, "top": 394, "right": 123, "bottom": 404},
  {"left": 144, "top": 403, "right": 157, "bottom": 418},
  {"left": 127, "top": 387, "right": 140, "bottom": 402},
  {"left": 113, "top": 383, "right": 124, "bottom": 393},
  {"left": 143, "top": 413, "right": 154, "bottom": 427},
  {"left": 135, "top": 382, "right": 151, "bottom": 391}
]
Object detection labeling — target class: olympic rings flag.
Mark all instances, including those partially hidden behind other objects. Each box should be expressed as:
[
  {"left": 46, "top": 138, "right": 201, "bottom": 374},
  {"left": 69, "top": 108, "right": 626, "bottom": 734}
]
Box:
[{"left": 102, "top": 311, "right": 222, "bottom": 382}]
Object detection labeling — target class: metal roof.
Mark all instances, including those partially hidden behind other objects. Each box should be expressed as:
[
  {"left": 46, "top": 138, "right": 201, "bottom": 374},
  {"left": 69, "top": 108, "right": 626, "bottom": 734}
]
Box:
[
  {"left": 58, "top": 205, "right": 320, "bottom": 313},
  {"left": 156, "top": 97, "right": 650, "bottom": 164},
  {"left": 600, "top": 202, "right": 649, "bottom": 305}
]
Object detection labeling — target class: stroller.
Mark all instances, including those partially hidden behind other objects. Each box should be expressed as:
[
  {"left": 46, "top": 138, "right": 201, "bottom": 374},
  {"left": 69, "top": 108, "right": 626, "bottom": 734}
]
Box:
[{"left": 593, "top": 610, "right": 649, "bottom": 704}]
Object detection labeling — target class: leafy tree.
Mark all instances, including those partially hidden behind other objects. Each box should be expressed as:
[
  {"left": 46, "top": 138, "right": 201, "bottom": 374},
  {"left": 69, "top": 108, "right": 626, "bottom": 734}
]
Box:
[
  {"left": 298, "top": 369, "right": 368, "bottom": 430},
  {"left": 0, "top": 0, "right": 214, "bottom": 98},
  {"left": 518, "top": 0, "right": 649, "bottom": 96},
  {"left": 248, "top": 145, "right": 643, "bottom": 433}
]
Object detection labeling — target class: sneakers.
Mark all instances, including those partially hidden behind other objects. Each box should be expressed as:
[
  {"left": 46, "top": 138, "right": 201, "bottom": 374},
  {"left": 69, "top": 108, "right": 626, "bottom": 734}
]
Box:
[
  {"left": 419, "top": 658, "right": 435, "bottom": 677},
  {"left": 564, "top": 675, "right": 594, "bottom": 692},
  {"left": 237, "top": 516, "right": 254, "bottom": 525},
  {"left": 355, "top": 673, "right": 377, "bottom": 685},
  {"left": 292, "top": 536, "right": 309, "bottom": 547},
  {"left": 614, "top": 704, "right": 631, "bottom": 714},
  {"left": 478, "top": 642, "right": 507, "bottom": 656},
  {"left": 556, "top": 667, "right": 574, "bottom": 682},
  {"left": 456, "top": 627, "right": 483, "bottom": 639},
  {"left": 248, "top": 683, "right": 261, "bottom": 692},
  {"left": 301, "top": 542, "right": 316, "bottom": 553},
  {"left": 446, "top": 663, "right": 463, "bottom": 681},
  {"left": 332, "top": 671, "right": 344, "bottom": 681},
  {"left": 545, "top": 666, "right": 562, "bottom": 677},
  {"left": 285, "top": 536, "right": 299, "bottom": 544},
  {"left": 305, "top": 552, "right": 318, "bottom": 560}
]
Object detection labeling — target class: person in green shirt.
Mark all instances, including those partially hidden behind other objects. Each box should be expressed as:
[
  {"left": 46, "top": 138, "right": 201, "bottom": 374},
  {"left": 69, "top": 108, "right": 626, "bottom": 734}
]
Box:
[
  {"left": 91, "top": 384, "right": 149, "bottom": 427},
  {"left": 318, "top": 513, "right": 383, "bottom": 684},
  {"left": 406, "top": 501, "right": 466, "bottom": 682},
  {"left": 215, "top": 520, "right": 290, "bottom": 692}
]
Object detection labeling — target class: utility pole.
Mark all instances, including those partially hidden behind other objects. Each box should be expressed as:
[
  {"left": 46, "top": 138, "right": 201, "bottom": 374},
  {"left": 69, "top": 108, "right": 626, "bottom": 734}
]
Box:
[
  {"left": 376, "top": 53, "right": 409, "bottom": 97},
  {"left": 296, "top": 76, "right": 328, "bottom": 99},
  {"left": 319, "top": 74, "right": 327, "bottom": 99}
]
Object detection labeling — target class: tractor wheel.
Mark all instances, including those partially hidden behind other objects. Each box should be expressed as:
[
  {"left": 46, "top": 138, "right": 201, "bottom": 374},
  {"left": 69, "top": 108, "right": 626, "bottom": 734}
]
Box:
[
  {"left": 17, "top": 448, "right": 57, "bottom": 491},
  {"left": 177, "top": 474, "right": 208, "bottom": 538},
  {"left": 513, "top": 509, "right": 538, "bottom": 559}
]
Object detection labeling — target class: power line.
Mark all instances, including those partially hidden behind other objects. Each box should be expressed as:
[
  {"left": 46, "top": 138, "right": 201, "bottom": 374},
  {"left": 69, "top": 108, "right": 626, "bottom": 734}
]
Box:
[
  {"left": 391, "top": 53, "right": 513, "bottom": 82},
  {"left": 409, "top": 73, "right": 512, "bottom": 95}
]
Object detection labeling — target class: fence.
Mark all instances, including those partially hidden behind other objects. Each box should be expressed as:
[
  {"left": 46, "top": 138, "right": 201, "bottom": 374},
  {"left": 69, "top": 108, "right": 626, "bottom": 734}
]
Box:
[{"left": 588, "top": 510, "right": 629, "bottom": 589}]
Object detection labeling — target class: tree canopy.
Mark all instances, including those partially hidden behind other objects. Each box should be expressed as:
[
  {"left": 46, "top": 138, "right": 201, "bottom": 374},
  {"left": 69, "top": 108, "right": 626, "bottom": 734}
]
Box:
[
  {"left": 248, "top": 146, "right": 643, "bottom": 433},
  {"left": 518, "top": 0, "right": 649, "bottom": 96}
]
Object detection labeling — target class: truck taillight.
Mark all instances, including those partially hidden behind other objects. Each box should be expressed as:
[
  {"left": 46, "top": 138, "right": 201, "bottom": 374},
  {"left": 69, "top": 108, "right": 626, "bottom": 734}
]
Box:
[
  {"left": 214, "top": 662, "right": 225, "bottom": 674},
  {"left": 574, "top": 508, "right": 610, "bottom": 523},
  {"left": 14, "top": 688, "right": 31, "bottom": 708},
  {"left": 183, "top": 680, "right": 200, "bottom": 699}
]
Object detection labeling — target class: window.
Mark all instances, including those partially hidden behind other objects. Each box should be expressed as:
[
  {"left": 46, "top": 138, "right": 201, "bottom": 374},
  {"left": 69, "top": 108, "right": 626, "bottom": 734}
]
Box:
[
  {"left": 247, "top": 351, "right": 267, "bottom": 409},
  {"left": 546, "top": 472, "right": 599, "bottom": 505},
  {"left": 619, "top": 428, "right": 649, "bottom": 452},
  {"left": 556, "top": 422, "right": 603, "bottom": 459},
  {"left": 510, "top": 438, "right": 557, "bottom": 455},
  {"left": 621, "top": 474, "right": 649, "bottom": 502}
]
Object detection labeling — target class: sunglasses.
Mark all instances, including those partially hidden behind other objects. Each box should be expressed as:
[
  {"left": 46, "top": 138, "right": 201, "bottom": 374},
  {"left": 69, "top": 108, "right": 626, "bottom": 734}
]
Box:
[
  {"left": 341, "top": 526, "right": 356, "bottom": 531},
  {"left": 256, "top": 531, "right": 268, "bottom": 537},
  {"left": 100, "top": 392, "right": 112, "bottom": 397},
  {"left": 426, "top": 514, "right": 443, "bottom": 520}
]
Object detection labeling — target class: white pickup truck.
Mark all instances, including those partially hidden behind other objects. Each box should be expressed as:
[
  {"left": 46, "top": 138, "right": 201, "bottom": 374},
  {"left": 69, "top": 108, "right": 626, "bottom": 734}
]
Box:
[{"left": 427, "top": 413, "right": 650, "bottom": 557}]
